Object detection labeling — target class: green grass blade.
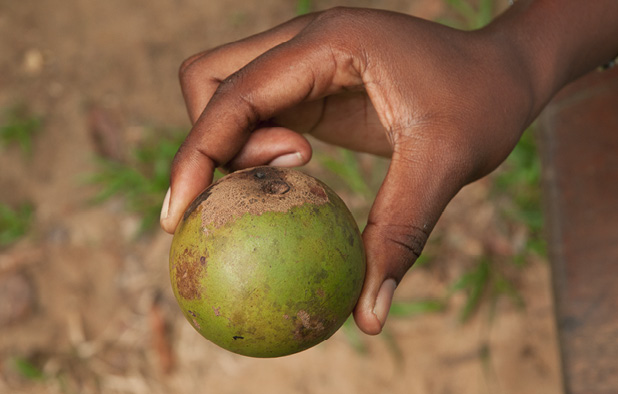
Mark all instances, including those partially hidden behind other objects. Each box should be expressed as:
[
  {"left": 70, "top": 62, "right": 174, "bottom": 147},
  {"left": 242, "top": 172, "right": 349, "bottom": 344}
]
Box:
[
  {"left": 296, "top": 0, "right": 312, "bottom": 15},
  {"left": 316, "top": 149, "right": 373, "bottom": 198},
  {"left": 12, "top": 357, "right": 45, "bottom": 381},
  {"left": 450, "top": 259, "right": 491, "bottom": 322},
  {"left": 87, "top": 127, "right": 186, "bottom": 233},
  {"left": 342, "top": 317, "right": 368, "bottom": 354},
  {"left": 389, "top": 299, "right": 446, "bottom": 318},
  {"left": 0, "top": 202, "right": 33, "bottom": 247},
  {"left": 0, "top": 105, "right": 43, "bottom": 156},
  {"left": 444, "top": 0, "right": 477, "bottom": 24}
]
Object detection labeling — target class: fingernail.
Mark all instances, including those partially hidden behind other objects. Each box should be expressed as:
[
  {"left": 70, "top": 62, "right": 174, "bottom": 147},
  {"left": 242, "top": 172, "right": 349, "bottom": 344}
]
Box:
[
  {"left": 373, "top": 279, "right": 397, "bottom": 327},
  {"left": 160, "top": 187, "right": 171, "bottom": 221},
  {"left": 268, "top": 152, "right": 303, "bottom": 167}
]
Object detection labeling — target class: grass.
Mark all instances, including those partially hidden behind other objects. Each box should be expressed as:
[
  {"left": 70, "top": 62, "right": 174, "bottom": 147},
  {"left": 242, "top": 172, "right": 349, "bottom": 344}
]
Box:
[
  {"left": 88, "top": 127, "right": 225, "bottom": 233},
  {"left": 442, "top": 127, "right": 543, "bottom": 324},
  {"left": 439, "top": 0, "right": 496, "bottom": 29},
  {"left": 0, "top": 105, "right": 42, "bottom": 156},
  {"left": 389, "top": 298, "right": 446, "bottom": 318},
  {"left": 493, "top": 127, "right": 546, "bottom": 258},
  {"left": 88, "top": 128, "right": 186, "bottom": 233},
  {"left": 296, "top": 0, "right": 312, "bottom": 15},
  {"left": 314, "top": 148, "right": 374, "bottom": 200},
  {"left": 0, "top": 202, "right": 33, "bottom": 248},
  {"left": 448, "top": 258, "right": 525, "bottom": 323},
  {"left": 11, "top": 357, "right": 45, "bottom": 381}
]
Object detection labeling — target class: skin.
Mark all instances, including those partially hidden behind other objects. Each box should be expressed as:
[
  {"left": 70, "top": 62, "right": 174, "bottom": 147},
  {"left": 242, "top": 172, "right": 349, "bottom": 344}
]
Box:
[{"left": 160, "top": 0, "right": 618, "bottom": 335}]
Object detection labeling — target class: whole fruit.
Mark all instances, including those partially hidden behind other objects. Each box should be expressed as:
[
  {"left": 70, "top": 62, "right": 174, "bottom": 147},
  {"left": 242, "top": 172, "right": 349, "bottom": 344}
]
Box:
[{"left": 169, "top": 166, "right": 366, "bottom": 357}]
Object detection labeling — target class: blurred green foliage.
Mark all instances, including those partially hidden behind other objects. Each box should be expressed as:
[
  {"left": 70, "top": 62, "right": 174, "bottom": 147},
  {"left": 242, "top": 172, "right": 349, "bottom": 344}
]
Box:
[
  {"left": 89, "top": 129, "right": 184, "bottom": 233},
  {"left": 440, "top": 0, "right": 496, "bottom": 29},
  {"left": 315, "top": 148, "right": 374, "bottom": 199},
  {"left": 449, "top": 258, "right": 524, "bottom": 323},
  {"left": 0, "top": 105, "right": 42, "bottom": 156},
  {"left": 296, "top": 0, "right": 312, "bottom": 15},
  {"left": 88, "top": 127, "right": 225, "bottom": 233},
  {"left": 389, "top": 298, "right": 446, "bottom": 318},
  {"left": 11, "top": 357, "right": 45, "bottom": 381},
  {"left": 494, "top": 127, "right": 546, "bottom": 258},
  {"left": 0, "top": 202, "right": 33, "bottom": 248}
]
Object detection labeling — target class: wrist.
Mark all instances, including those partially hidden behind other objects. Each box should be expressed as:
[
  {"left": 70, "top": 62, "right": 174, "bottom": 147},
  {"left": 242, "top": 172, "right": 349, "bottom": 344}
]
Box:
[
  {"left": 482, "top": 0, "right": 618, "bottom": 118},
  {"left": 479, "top": 2, "right": 564, "bottom": 121}
]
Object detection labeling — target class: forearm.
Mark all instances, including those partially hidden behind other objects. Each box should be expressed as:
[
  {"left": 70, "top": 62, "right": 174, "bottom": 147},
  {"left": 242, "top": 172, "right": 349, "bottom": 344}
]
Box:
[{"left": 485, "top": 0, "right": 618, "bottom": 116}]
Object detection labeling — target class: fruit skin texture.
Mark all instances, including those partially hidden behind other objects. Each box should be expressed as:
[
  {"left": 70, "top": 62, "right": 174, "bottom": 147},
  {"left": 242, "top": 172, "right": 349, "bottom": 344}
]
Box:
[{"left": 169, "top": 166, "right": 366, "bottom": 358}]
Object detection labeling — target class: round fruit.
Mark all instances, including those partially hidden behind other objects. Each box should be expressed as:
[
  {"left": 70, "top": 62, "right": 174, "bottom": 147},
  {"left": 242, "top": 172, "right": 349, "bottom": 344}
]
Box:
[{"left": 169, "top": 166, "right": 366, "bottom": 358}]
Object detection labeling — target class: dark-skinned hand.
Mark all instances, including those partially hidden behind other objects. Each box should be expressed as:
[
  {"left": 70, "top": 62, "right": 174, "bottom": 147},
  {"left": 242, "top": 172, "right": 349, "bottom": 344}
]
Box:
[{"left": 160, "top": 3, "right": 618, "bottom": 334}]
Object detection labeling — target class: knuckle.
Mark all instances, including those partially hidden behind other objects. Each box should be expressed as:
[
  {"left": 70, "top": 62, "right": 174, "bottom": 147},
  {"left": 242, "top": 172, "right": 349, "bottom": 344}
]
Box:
[
  {"left": 384, "top": 223, "right": 429, "bottom": 261},
  {"left": 368, "top": 221, "right": 429, "bottom": 270},
  {"left": 178, "top": 56, "right": 195, "bottom": 77},
  {"left": 312, "top": 6, "right": 367, "bottom": 38},
  {"left": 178, "top": 53, "right": 201, "bottom": 81},
  {"left": 178, "top": 49, "right": 218, "bottom": 87},
  {"left": 316, "top": 6, "right": 350, "bottom": 20}
]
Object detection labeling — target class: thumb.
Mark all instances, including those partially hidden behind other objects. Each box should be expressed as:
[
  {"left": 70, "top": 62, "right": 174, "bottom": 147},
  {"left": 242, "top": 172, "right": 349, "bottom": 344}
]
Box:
[{"left": 353, "top": 149, "right": 465, "bottom": 335}]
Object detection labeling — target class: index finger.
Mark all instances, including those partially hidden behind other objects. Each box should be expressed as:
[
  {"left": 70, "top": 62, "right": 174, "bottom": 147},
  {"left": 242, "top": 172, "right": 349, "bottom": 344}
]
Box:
[
  {"left": 160, "top": 15, "right": 363, "bottom": 233},
  {"left": 179, "top": 13, "right": 319, "bottom": 124}
]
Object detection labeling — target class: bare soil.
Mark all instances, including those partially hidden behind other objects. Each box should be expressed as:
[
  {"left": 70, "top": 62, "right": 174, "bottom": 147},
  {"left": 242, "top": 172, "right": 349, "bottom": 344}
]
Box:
[{"left": 0, "top": 0, "right": 562, "bottom": 393}]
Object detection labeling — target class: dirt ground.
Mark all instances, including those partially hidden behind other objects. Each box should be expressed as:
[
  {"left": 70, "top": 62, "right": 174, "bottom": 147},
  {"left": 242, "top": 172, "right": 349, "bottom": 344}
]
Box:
[{"left": 0, "top": 0, "right": 563, "bottom": 393}]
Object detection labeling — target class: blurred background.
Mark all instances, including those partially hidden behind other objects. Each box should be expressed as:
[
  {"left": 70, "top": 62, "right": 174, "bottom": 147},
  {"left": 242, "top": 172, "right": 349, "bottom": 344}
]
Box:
[{"left": 0, "top": 0, "right": 562, "bottom": 393}]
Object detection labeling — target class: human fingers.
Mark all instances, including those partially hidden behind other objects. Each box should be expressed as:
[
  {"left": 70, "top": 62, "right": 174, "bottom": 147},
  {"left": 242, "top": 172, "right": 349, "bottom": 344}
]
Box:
[
  {"left": 353, "top": 139, "right": 471, "bottom": 334},
  {"left": 224, "top": 126, "right": 312, "bottom": 171},
  {"left": 179, "top": 13, "right": 318, "bottom": 124},
  {"left": 160, "top": 17, "right": 365, "bottom": 233}
]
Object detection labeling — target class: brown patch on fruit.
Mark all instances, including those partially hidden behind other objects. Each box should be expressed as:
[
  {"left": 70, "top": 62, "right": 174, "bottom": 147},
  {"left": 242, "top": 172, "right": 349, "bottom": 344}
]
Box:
[
  {"left": 194, "top": 166, "right": 330, "bottom": 229},
  {"left": 200, "top": 249, "right": 209, "bottom": 267},
  {"left": 174, "top": 249, "right": 203, "bottom": 300},
  {"left": 293, "top": 310, "right": 326, "bottom": 342},
  {"left": 309, "top": 185, "right": 327, "bottom": 200}
]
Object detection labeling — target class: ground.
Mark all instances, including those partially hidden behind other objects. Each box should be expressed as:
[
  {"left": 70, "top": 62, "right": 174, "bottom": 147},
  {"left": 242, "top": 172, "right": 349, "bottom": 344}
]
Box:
[{"left": 0, "top": 0, "right": 562, "bottom": 393}]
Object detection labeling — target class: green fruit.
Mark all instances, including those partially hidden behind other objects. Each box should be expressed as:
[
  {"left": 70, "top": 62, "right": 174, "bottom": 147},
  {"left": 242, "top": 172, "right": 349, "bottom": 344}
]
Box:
[{"left": 169, "top": 166, "right": 366, "bottom": 358}]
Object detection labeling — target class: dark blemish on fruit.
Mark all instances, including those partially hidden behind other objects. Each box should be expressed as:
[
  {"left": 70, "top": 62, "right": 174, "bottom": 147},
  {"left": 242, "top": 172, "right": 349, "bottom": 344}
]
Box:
[
  {"left": 233, "top": 335, "right": 244, "bottom": 340},
  {"left": 262, "top": 180, "right": 290, "bottom": 195},
  {"left": 188, "top": 310, "right": 201, "bottom": 330},
  {"left": 293, "top": 310, "right": 326, "bottom": 342},
  {"left": 309, "top": 185, "right": 327, "bottom": 200},
  {"left": 245, "top": 166, "right": 282, "bottom": 181}
]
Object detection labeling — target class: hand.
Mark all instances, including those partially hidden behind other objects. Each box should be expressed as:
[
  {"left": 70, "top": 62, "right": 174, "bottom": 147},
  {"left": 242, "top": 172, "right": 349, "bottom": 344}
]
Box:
[{"left": 160, "top": 7, "right": 540, "bottom": 334}]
